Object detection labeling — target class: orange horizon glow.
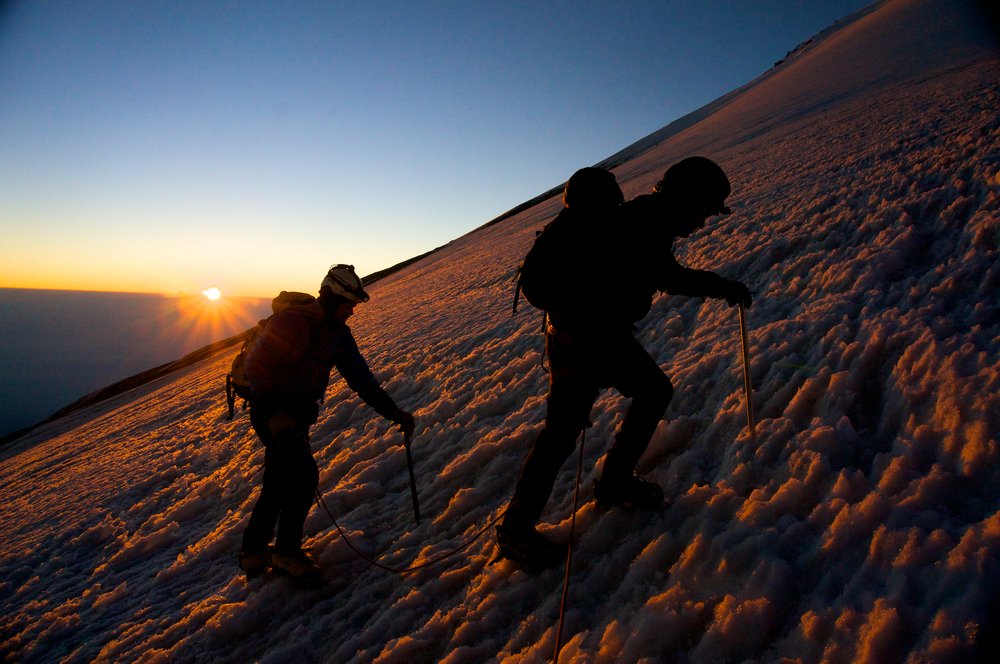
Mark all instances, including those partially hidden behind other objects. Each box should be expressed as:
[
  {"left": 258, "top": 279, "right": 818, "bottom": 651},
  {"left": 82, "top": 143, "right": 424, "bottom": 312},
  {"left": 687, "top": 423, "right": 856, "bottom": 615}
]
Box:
[
  {"left": 1, "top": 235, "right": 398, "bottom": 300},
  {"left": 0, "top": 283, "right": 275, "bottom": 300}
]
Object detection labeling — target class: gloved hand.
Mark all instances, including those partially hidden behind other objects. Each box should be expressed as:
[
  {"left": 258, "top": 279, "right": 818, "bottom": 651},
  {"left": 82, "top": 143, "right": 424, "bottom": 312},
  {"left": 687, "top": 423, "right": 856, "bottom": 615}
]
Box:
[
  {"left": 723, "top": 280, "right": 753, "bottom": 308},
  {"left": 267, "top": 412, "right": 299, "bottom": 438},
  {"left": 391, "top": 408, "right": 416, "bottom": 438}
]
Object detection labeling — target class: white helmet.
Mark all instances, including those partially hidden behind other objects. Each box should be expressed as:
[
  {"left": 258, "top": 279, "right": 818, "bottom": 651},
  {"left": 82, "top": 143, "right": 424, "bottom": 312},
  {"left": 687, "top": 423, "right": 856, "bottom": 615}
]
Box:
[{"left": 320, "top": 264, "right": 369, "bottom": 303}]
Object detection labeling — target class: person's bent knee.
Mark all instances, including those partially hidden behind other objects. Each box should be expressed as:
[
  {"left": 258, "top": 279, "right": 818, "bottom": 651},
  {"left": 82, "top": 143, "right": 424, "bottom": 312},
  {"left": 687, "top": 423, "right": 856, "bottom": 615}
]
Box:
[
  {"left": 659, "top": 374, "right": 674, "bottom": 402},
  {"left": 646, "top": 373, "right": 673, "bottom": 411},
  {"left": 302, "top": 453, "right": 319, "bottom": 494},
  {"left": 538, "top": 426, "right": 581, "bottom": 463}
]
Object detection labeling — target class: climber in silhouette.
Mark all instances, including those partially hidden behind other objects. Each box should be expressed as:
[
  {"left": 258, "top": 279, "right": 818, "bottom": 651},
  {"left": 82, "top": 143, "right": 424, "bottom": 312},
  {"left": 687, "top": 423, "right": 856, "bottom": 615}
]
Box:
[
  {"left": 498, "top": 158, "right": 752, "bottom": 569},
  {"left": 238, "top": 264, "right": 415, "bottom": 579}
]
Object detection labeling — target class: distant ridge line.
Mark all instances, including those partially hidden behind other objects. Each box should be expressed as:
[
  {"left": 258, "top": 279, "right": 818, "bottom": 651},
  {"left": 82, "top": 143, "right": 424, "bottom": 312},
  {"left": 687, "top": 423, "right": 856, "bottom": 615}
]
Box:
[
  {"left": 0, "top": 248, "right": 460, "bottom": 448},
  {"left": 0, "top": 246, "right": 477, "bottom": 448},
  {"left": 361, "top": 245, "right": 446, "bottom": 285},
  {"left": 0, "top": 331, "right": 252, "bottom": 449}
]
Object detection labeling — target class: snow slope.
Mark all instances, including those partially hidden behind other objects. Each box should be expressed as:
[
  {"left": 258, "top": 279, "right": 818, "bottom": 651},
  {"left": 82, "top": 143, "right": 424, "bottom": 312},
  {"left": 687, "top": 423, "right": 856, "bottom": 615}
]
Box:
[{"left": 2, "top": 0, "right": 998, "bottom": 661}]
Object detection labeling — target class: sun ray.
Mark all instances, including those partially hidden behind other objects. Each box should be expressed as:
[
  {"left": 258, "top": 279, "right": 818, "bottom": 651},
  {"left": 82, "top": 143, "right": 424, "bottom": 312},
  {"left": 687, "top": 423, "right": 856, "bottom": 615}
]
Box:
[{"left": 144, "top": 294, "right": 267, "bottom": 355}]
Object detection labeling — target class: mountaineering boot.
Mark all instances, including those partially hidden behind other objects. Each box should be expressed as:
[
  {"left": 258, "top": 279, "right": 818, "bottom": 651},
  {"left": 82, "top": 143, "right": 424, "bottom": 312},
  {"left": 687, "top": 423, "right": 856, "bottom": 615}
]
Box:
[
  {"left": 593, "top": 474, "right": 664, "bottom": 510},
  {"left": 495, "top": 521, "right": 566, "bottom": 571},
  {"left": 270, "top": 548, "right": 322, "bottom": 579},
  {"left": 238, "top": 549, "right": 271, "bottom": 579}
]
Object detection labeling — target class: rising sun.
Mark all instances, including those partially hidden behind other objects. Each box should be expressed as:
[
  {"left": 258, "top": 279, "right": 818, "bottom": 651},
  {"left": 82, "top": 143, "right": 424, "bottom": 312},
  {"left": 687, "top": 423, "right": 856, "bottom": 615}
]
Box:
[{"left": 202, "top": 286, "right": 223, "bottom": 301}]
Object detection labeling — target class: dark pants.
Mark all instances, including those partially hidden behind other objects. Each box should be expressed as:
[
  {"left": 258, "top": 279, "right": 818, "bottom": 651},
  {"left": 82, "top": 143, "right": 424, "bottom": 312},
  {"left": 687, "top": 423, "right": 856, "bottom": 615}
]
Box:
[
  {"left": 505, "top": 330, "right": 673, "bottom": 528},
  {"left": 241, "top": 406, "right": 320, "bottom": 554}
]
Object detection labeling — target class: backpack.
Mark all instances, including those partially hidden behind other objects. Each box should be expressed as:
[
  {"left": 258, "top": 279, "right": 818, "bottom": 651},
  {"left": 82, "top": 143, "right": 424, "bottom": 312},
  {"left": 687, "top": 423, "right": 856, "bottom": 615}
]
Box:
[
  {"left": 512, "top": 167, "right": 623, "bottom": 316},
  {"left": 513, "top": 217, "right": 569, "bottom": 314},
  {"left": 511, "top": 231, "right": 542, "bottom": 314},
  {"left": 225, "top": 291, "right": 317, "bottom": 420}
]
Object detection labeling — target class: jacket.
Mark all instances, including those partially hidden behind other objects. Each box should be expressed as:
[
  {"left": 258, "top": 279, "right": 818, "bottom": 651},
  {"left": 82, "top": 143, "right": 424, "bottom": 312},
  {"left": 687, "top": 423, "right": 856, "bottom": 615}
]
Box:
[
  {"left": 542, "top": 193, "right": 736, "bottom": 336},
  {"left": 245, "top": 302, "right": 397, "bottom": 421}
]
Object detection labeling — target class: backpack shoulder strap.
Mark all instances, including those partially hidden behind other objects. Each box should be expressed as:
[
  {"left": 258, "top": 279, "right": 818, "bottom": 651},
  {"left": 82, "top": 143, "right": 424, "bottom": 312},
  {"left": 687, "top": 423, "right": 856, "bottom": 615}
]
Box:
[
  {"left": 512, "top": 264, "right": 524, "bottom": 315},
  {"left": 512, "top": 229, "right": 545, "bottom": 315}
]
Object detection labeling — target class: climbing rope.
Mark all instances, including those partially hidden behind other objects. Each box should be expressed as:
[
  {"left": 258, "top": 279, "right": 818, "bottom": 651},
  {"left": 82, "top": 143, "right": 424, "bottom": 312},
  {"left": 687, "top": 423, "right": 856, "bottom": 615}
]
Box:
[
  {"left": 554, "top": 427, "right": 587, "bottom": 663},
  {"left": 738, "top": 303, "right": 757, "bottom": 438},
  {"left": 314, "top": 488, "right": 506, "bottom": 576}
]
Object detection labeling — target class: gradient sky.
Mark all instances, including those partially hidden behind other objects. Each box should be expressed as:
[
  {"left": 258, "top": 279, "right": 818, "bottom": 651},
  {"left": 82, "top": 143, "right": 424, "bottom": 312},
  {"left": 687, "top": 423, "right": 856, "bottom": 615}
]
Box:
[{"left": 0, "top": 0, "right": 873, "bottom": 298}]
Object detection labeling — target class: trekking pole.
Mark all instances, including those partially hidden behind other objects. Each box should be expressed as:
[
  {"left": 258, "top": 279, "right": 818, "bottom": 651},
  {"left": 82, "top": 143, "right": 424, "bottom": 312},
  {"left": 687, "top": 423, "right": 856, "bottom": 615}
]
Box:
[
  {"left": 738, "top": 303, "right": 756, "bottom": 438},
  {"left": 403, "top": 432, "right": 421, "bottom": 524}
]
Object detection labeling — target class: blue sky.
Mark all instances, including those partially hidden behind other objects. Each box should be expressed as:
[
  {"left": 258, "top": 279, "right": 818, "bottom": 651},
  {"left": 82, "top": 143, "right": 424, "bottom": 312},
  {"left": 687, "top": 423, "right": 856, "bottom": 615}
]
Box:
[{"left": 0, "top": 0, "right": 873, "bottom": 297}]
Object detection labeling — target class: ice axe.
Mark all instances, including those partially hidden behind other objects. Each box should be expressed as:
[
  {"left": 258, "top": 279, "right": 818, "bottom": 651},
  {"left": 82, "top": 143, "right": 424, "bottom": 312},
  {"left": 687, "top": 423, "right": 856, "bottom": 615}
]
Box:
[
  {"left": 738, "top": 303, "right": 757, "bottom": 438},
  {"left": 403, "top": 432, "right": 421, "bottom": 524}
]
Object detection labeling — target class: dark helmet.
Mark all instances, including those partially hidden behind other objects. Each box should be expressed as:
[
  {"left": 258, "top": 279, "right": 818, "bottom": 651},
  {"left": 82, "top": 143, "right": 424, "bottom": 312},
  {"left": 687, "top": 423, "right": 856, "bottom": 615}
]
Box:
[
  {"left": 654, "top": 156, "right": 732, "bottom": 215},
  {"left": 320, "top": 264, "right": 369, "bottom": 303},
  {"left": 562, "top": 167, "right": 625, "bottom": 210}
]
